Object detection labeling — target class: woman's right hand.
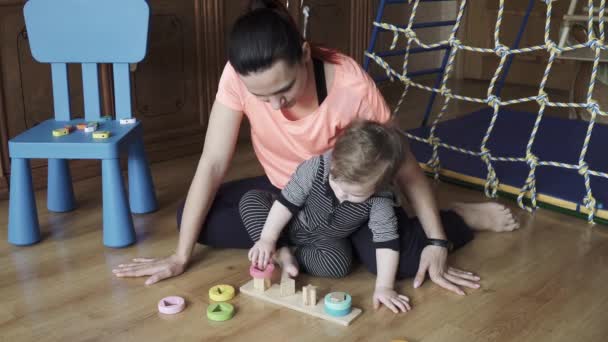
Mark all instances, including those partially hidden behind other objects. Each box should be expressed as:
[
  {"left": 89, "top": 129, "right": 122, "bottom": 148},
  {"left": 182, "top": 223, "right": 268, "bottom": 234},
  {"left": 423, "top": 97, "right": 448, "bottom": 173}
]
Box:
[
  {"left": 248, "top": 239, "right": 276, "bottom": 270},
  {"left": 112, "top": 254, "right": 187, "bottom": 285}
]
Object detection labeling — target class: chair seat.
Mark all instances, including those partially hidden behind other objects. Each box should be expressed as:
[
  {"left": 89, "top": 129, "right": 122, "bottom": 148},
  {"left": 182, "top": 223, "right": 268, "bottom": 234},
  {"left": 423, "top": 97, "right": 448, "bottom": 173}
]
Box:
[{"left": 9, "top": 118, "right": 141, "bottom": 159}]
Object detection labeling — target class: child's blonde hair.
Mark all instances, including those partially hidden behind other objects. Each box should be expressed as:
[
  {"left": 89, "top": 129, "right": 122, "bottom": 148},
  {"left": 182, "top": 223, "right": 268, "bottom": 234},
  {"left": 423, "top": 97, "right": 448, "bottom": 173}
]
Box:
[{"left": 331, "top": 120, "right": 406, "bottom": 189}]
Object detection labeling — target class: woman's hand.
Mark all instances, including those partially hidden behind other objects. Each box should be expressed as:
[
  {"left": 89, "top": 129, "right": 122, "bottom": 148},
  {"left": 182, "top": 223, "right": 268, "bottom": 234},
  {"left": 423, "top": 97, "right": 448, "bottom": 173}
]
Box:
[
  {"left": 414, "top": 245, "right": 480, "bottom": 295},
  {"left": 373, "top": 286, "right": 411, "bottom": 314},
  {"left": 112, "top": 254, "right": 188, "bottom": 286}
]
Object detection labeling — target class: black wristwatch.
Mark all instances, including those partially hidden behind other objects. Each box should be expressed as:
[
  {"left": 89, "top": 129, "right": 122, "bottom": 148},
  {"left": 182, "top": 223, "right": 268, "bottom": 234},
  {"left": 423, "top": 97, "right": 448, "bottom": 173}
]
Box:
[{"left": 427, "top": 238, "right": 453, "bottom": 252}]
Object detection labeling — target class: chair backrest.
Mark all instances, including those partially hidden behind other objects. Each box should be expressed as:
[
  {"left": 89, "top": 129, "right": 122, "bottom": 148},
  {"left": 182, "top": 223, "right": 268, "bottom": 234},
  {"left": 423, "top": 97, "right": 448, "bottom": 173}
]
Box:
[{"left": 23, "top": 0, "right": 150, "bottom": 121}]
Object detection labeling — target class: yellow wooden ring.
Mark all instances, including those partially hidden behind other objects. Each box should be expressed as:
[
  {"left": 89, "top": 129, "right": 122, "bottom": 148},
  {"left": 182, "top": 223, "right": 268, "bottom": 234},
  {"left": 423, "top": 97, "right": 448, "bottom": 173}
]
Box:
[{"left": 209, "top": 284, "right": 235, "bottom": 302}]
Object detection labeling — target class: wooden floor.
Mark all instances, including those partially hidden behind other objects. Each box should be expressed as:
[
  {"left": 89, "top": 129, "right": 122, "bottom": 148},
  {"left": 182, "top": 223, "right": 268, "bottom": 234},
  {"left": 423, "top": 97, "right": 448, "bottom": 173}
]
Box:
[{"left": 2, "top": 82, "right": 608, "bottom": 341}]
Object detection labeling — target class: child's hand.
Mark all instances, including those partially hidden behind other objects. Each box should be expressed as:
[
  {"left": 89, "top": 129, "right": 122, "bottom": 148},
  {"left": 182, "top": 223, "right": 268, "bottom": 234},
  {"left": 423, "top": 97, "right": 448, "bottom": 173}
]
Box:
[
  {"left": 248, "top": 238, "right": 276, "bottom": 269},
  {"left": 373, "top": 286, "right": 411, "bottom": 314}
]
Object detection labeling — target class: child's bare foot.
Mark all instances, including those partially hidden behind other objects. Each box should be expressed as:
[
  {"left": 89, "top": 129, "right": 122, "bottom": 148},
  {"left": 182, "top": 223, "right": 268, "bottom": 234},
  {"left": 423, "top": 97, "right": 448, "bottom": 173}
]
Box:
[
  {"left": 274, "top": 246, "right": 299, "bottom": 278},
  {"left": 451, "top": 202, "right": 519, "bottom": 232}
]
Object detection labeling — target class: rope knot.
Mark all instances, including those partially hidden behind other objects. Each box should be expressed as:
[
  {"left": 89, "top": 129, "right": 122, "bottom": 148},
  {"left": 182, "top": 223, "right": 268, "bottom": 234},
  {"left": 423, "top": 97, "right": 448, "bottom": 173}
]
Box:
[
  {"left": 486, "top": 95, "right": 500, "bottom": 108},
  {"left": 428, "top": 136, "right": 441, "bottom": 145},
  {"left": 494, "top": 44, "right": 510, "bottom": 58},
  {"left": 440, "top": 87, "right": 452, "bottom": 98},
  {"left": 587, "top": 100, "right": 600, "bottom": 115},
  {"left": 578, "top": 161, "right": 589, "bottom": 176},
  {"left": 536, "top": 91, "right": 548, "bottom": 106},
  {"left": 545, "top": 40, "right": 562, "bottom": 56},
  {"left": 583, "top": 194, "right": 597, "bottom": 209},
  {"left": 480, "top": 147, "right": 492, "bottom": 161},
  {"left": 588, "top": 37, "right": 603, "bottom": 50},
  {"left": 448, "top": 37, "right": 462, "bottom": 48},
  {"left": 404, "top": 28, "right": 417, "bottom": 40},
  {"left": 526, "top": 152, "right": 538, "bottom": 168}
]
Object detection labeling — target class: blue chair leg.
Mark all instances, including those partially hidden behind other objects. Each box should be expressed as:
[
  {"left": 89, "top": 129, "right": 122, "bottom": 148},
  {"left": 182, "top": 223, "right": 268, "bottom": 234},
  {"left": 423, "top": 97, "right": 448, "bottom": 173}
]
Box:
[
  {"left": 101, "top": 158, "right": 135, "bottom": 248},
  {"left": 47, "top": 159, "right": 76, "bottom": 212},
  {"left": 8, "top": 158, "right": 41, "bottom": 245},
  {"left": 127, "top": 138, "right": 158, "bottom": 214}
]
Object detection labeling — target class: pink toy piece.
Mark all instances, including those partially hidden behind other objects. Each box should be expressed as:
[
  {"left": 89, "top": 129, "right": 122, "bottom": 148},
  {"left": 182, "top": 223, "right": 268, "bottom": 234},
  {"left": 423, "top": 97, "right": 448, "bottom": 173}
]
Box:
[
  {"left": 157, "top": 296, "right": 186, "bottom": 315},
  {"left": 249, "top": 263, "right": 275, "bottom": 279}
]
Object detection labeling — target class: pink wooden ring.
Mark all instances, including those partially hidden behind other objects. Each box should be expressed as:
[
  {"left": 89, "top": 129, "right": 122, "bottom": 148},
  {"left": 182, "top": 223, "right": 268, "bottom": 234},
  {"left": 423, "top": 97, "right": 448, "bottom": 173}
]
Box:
[
  {"left": 158, "top": 296, "right": 186, "bottom": 315},
  {"left": 249, "top": 263, "right": 275, "bottom": 278}
]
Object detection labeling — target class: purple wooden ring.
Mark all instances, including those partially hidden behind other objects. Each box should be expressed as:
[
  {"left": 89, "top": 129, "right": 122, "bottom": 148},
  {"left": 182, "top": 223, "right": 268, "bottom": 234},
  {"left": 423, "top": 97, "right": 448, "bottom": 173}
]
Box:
[{"left": 158, "top": 296, "right": 186, "bottom": 315}]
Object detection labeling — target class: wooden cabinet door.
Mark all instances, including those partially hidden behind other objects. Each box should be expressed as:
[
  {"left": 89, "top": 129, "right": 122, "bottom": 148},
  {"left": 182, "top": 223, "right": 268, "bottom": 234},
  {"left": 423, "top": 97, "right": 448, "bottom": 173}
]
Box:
[
  {"left": 0, "top": 0, "right": 208, "bottom": 195},
  {"left": 0, "top": 1, "right": 95, "bottom": 193},
  {"left": 132, "top": 0, "right": 205, "bottom": 162},
  {"left": 297, "top": 0, "right": 376, "bottom": 64},
  {"left": 300, "top": 0, "right": 352, "bottom": 54}
]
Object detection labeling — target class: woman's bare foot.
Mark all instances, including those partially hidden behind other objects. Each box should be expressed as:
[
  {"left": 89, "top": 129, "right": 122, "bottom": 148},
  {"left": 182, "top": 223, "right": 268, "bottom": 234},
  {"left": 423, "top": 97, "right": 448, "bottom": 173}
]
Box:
[
  {"left": 450, "top": 202, "right": 519, "bottom": 232},
  {"left": 274, "top": 246, "right": 299, "bottom": 278}
]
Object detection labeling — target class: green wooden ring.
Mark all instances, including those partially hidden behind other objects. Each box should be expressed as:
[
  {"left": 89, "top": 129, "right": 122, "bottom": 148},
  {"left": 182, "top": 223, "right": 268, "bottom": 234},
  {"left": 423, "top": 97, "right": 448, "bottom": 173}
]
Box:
[{"left": 206, "top": 303, "right": 235, "bottom": 321}]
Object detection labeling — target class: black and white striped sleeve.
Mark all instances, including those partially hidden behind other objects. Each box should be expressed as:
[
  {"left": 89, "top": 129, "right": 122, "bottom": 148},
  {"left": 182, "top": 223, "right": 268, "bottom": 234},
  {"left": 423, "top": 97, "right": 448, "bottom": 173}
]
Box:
[
  {"left": 368, "top": 196, "right": 400, "bottom": 251},
  {"left": 277, "top": 156, "right": 321, "bottom": 214}
]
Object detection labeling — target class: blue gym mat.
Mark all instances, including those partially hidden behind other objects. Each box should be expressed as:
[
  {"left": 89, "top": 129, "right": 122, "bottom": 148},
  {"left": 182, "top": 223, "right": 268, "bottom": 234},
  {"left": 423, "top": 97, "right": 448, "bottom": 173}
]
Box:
[{"left": 407, "top": 108, "right": 608, "bottom": 221}]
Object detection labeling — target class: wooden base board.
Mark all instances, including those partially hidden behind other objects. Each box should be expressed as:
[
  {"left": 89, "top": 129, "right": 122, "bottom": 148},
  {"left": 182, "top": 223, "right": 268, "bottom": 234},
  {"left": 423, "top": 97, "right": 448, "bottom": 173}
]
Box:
[{"left": 239, "top": 279, "right": 362, "bottom": 326}]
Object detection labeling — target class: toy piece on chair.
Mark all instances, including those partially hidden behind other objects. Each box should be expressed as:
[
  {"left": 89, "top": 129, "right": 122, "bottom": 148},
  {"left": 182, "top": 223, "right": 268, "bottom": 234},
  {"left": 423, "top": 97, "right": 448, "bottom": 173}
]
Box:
[
  {"left": 250, "top": 263, "right": 275, "bottom": 292},
  {"left": 92, "top": 131, "right": 111, "bottom": 139},
  {"left": 302, "top": 284, "right": 317, "bottom": 306},
  {"left": 64, "top": 124, "right": 74, "bottom": 132},
  {"left": 76, "top": 123, "right": 88, "bottom": 131},
  {"left": 52, "top": 128, "right": 70, "bottom": 137},
  {"left": 84, "top": 122, "right": 98, "bottom": 133},
  {"left": 119, "top": 118, "right": 137, "bottom": 125}
]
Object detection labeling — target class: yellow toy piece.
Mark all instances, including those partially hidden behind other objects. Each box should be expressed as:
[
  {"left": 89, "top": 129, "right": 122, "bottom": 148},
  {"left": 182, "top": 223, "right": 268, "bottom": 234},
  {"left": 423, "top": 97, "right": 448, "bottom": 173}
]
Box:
[
  {"left": 92, "top": 130, "right": 110, "bottom": 139},
  {"left": 52, "top": 128, "right": 70, "bottom": 137},
  {"left": 209, "top": 284, "right": 235, "bottom": 302}
]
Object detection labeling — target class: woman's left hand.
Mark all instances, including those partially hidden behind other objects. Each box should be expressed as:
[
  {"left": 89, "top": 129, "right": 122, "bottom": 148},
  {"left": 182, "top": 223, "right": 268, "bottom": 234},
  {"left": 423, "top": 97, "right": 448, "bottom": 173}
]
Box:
[
  {"left": 413, "top": 245, "right": 480, "bottom": 295},
  {"left": 373, "top": 286, "right": 411, "bottom": 314}
]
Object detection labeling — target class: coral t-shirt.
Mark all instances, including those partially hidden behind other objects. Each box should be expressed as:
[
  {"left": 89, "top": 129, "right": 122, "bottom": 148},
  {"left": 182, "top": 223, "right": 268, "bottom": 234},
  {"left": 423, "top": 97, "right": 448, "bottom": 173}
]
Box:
[{"left": 215, "top": 53, "right": 391, "bottom": 188}]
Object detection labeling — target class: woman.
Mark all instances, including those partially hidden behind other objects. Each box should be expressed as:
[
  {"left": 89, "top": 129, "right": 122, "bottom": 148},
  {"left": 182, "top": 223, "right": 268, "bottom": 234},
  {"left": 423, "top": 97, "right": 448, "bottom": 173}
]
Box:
[{"left": 113, "top": 0, "right": 518, "bottom": 296}]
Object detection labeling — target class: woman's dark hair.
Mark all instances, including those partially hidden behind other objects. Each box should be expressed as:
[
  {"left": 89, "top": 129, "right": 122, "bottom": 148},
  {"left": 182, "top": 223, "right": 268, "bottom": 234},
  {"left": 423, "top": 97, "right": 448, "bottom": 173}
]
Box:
[{"left": 228, "top": 0, "right": 339, "bottom": 76}]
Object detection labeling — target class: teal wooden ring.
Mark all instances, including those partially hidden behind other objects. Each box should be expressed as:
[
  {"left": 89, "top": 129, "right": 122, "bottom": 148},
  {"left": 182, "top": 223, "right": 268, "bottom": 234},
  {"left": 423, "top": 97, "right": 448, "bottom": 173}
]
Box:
[
  {"left": 324, "top": 292, "right": 352, "bottom": 317},
  {"left": 206, "top": 303, "right": 235, "bottom": 321}
]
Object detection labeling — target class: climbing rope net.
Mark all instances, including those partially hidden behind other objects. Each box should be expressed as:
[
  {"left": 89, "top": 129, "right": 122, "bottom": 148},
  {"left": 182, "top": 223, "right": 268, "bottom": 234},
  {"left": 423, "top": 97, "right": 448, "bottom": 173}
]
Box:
[{"left": 365, "top": 0, "right": 608, "bottom": 223}]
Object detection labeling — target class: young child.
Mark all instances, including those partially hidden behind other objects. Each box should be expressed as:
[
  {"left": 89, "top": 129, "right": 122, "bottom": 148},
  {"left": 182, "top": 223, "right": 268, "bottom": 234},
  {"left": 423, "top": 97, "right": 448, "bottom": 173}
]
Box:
[{"left": 240, "top": 120, "right": 411, "bottom": 313}]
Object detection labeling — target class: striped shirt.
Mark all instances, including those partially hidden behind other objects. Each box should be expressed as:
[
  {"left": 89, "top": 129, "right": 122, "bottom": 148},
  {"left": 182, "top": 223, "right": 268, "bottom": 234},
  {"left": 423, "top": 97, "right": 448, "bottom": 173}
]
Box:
[{"left": 277, "top": 152, "right": 400, "bottom": 251}]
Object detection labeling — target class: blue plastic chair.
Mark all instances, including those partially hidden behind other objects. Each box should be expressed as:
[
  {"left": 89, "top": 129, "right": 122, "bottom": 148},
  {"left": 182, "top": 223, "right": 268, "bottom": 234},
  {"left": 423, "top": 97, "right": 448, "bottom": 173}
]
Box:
[{"left": 8, "top": 0, "right": 158, "bottom": 248}]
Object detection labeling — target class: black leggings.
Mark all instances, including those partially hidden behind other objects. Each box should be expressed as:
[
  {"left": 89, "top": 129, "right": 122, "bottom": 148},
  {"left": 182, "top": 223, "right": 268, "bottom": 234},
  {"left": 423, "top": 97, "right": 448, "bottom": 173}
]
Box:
[{"left": 177, "top": 176, "right": 474, "bottom": 279}]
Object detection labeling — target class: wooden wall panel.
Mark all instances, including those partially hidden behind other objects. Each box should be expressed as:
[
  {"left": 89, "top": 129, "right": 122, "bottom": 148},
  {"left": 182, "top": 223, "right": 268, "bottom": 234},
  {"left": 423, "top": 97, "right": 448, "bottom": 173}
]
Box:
[{"left": 460, "top": 0, "right": 576, "bottom": 90}]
